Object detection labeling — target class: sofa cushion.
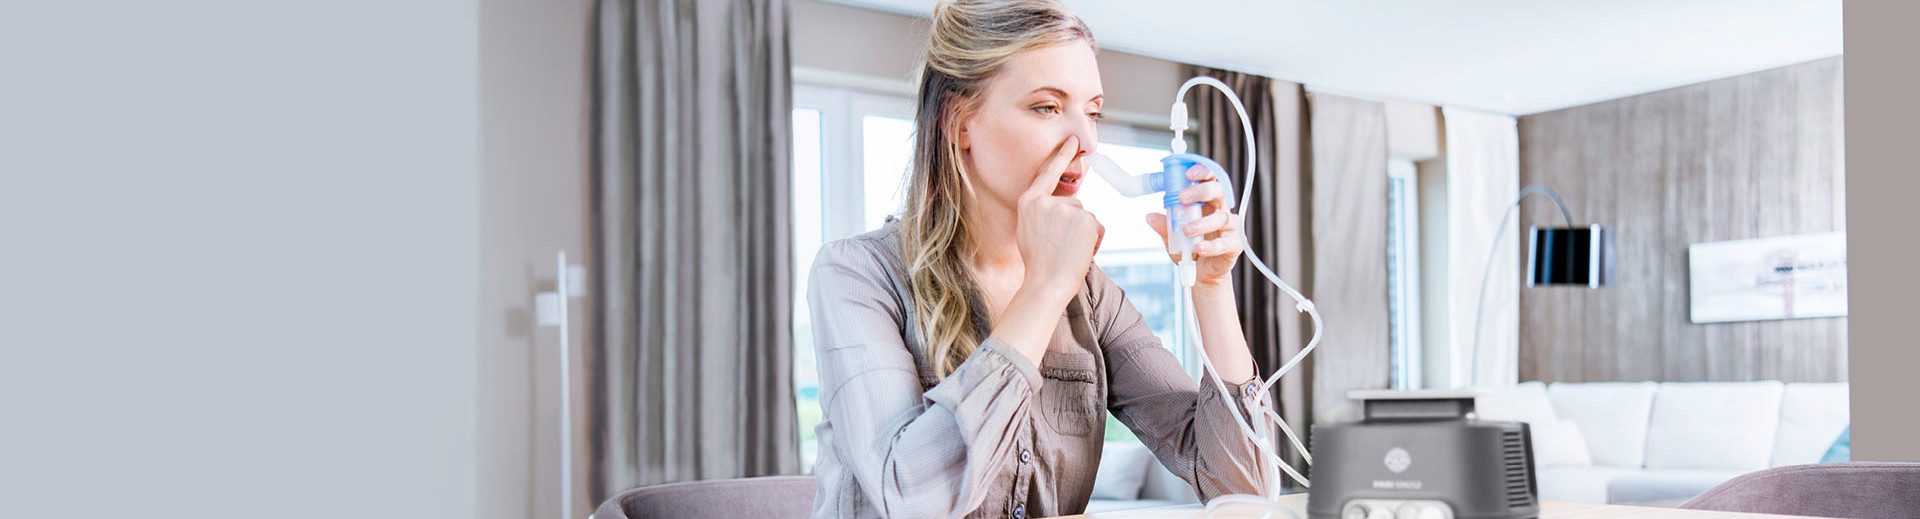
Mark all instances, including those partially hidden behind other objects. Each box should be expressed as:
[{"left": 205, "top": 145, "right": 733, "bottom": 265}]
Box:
[
  {"left": 1821, "top": 427, "right": 1852, "bottom": 463},
  {"left": 1606, "top": 469, "right": 1749, "bottom": 505},
  {"left": 1536, "top": 466, "right": 1646, "bottom": 503},
  {"left": 1771, "top": 383, "right": 1850, "bottom": 467},
  {"left": 1478, "top": 383, "right": 1590, "bottom": 468},
  {"left": 1532, "top": 418, "right": 1594, "bottom": 468},
  {"left": 1644, "top": 381, "right": 1784, "bottom": 471},
  {"left": 1091, "top": 441, "right": 1153, "bottom": 500},
  {"left": 1476, "top": 381, "right": 1557, "bottom": 424},
  {"left": 1136, "top": 451, "right": 1199, "bottom": 503},
  {"left": 1548, "top": 382, "right": 1658, "bottom": 467},
  {"left": 1536, "top": 466, "right": 1747, "bottom": 505}
]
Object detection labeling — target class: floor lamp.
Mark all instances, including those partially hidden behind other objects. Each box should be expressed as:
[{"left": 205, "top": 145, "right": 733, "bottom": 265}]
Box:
[
  {"left": 535, "top": 251, "right": 585, "bottom": 519},
  {"left": 1470, "top": 186, "right": 1614, "bottom": 386}
]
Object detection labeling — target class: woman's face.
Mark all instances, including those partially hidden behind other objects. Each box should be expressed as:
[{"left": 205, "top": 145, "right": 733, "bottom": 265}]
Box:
[{"left": 957, "top": 40, "right": 1104, "bottom": 208}]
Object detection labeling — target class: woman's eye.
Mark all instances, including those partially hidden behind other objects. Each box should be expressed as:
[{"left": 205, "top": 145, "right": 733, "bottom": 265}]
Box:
[
  {"left": 1032, "top": 105, "right": 1060, "bottom": 116},
  {"left": 1088, "top": 111, "right": 1104, "bottom": 121}
]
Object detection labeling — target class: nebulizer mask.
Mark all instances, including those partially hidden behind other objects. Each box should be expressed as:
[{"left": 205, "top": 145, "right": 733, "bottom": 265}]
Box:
[{"left": 1086, "top": 76, "right": 1325, "bottom": 516}]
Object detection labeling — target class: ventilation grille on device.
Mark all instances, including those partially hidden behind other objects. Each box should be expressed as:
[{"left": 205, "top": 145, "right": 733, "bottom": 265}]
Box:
[{"left": 1501, "top": 429, "right": 1536, "bottom": 509}]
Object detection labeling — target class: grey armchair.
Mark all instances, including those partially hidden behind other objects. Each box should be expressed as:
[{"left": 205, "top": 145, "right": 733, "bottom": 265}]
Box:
[
  {"left": 593, "top": 476, "right": 816, "bottom": 519},
  {"left": 1680, "top": 462, "right": 1920, "bottom": 519}
]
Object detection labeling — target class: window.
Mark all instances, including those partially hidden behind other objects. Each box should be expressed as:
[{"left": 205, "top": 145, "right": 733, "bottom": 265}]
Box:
[
  {"left": 791, "top": 85, "right": 913, "bottom": 471},
  {"left": 791, "top": 82, "right": 1194, "bottom": 465},
  {"left": 791, "top": 106, "right": 826, "bottom": 470},
  {"left": 862, "top": 115, "right": 914, "bottom": 232},
  {"left": 1386, "top": 158, "right": 1423, "bottom": 390}
]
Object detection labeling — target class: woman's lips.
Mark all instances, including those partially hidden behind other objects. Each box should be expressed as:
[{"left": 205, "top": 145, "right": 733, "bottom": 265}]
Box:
[{"left": 1056, "top": 171, "right": 1082, "bottom": 196}]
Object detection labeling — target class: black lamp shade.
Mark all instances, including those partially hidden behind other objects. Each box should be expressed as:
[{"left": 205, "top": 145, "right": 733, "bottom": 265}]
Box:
[{"left": 1527, "top": 225, "right": 1614, "bottom": 287}]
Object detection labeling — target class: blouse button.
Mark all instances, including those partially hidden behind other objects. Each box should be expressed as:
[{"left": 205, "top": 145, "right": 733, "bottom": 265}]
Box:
[
  {"left": 1013, "top": 505, "right": 1026, "bottom": 519},
  {"left": 1020, "top": 449, "right": 1032, "bottom": 463}
]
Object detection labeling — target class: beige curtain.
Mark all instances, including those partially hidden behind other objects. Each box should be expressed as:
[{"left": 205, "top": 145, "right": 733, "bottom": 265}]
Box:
[
  {"left": 1304, "top": 93, "right": 1391, "bottom": 425},
  {"left": 1187, "top": 67, "right": 1314, "bottom": 478},
  {"left": 585, "top": 0, "right": 798, "bottom": 502}
]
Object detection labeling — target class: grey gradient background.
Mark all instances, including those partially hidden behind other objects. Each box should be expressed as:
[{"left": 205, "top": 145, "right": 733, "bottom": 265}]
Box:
[{"left": 0, "top": 1, "right": 1913, "bottom": 518}]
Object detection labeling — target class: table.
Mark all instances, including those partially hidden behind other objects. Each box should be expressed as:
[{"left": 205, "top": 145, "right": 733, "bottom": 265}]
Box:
[{"left": 1046, "top": 494, "right": 1824, "bottom": 519}]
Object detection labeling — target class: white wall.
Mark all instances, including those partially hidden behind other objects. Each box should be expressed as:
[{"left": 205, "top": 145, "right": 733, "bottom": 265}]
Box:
[
  {"left": 1, "top": 1, "right": 482, "bottom": 517},
  {"left": 792, "top": 0, "right": 1187, "bottom": 127},
  {"left": 477, "top": 0, "right": 594, "bottom": 518}
]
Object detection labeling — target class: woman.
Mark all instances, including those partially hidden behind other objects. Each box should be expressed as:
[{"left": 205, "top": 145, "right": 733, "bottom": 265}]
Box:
[{"left": 806, "top": 1, "right": 1271, "bottom": 517}]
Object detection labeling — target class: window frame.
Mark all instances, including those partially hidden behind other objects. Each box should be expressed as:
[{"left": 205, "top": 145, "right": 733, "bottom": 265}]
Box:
[
  {"left": 1386, "top": 158, "right": 1425, "bottom": 390},
  {"left": 793, "top": 84, "right": 914, "bottom": 243}
]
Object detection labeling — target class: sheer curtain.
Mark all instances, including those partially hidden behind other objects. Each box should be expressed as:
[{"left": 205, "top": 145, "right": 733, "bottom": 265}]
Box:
[
  {"left": 585, "top": 0, "right": 798, "bottom": 504},
  {"left": 1442, "top": 108, "right": 1520, "bottom": 389}
]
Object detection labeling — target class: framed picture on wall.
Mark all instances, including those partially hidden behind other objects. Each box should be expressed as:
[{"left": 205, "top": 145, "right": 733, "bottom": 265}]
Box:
[{"left": 1688, "top": 232, "right": 1848, "bottom": 324}]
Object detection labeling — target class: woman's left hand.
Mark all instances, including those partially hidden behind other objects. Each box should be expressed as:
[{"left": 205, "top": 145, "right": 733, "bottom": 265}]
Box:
[{"left": 1144, "top": 165, "right": 1243, "bottom": 287}]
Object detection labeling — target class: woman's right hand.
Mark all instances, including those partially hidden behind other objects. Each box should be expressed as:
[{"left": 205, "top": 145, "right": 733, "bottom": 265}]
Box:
[
  {"left": 989, "top": 135, "right": 1104, "bottom": 365},
  {"left": 1015, "top": 135, "right": 1104, "bottom": 303}
]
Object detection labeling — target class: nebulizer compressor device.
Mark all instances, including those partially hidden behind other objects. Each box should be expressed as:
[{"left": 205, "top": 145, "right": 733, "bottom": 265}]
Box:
[{"left": 1086, "top": 77, "right": 1540, "bottom": 519}]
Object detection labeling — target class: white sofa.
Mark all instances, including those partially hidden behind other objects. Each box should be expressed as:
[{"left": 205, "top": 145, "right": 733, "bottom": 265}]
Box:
[
  {"left": 1475, "top": 381, "right": 1850, "bottom": 505},
  {"left": 1085, "top": 441, "right": 1200, "bottom": 513}
]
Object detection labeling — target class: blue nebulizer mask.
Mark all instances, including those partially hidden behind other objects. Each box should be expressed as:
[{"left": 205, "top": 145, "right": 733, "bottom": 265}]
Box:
[{"left": 1085, "top": 76, "right": 1325, "bottom": 516}]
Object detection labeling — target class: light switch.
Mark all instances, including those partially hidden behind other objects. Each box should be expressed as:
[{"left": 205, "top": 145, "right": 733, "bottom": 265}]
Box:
[
  {"left": 535, "top": 291, "right": 561, "bottom": 326},
  {"left": 567, "top": 264, "right": 587, "bottom": 298}
]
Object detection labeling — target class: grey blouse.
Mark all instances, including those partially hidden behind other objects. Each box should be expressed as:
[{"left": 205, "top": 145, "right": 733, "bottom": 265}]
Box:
[{"left": 806, "top": 221, "right": 1271, "bottom": 519}]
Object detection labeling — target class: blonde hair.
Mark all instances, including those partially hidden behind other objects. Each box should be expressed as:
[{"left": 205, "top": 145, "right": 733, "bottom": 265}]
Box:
[{"left": 903, "top": 0, "right": 1093, "bottom": 378}]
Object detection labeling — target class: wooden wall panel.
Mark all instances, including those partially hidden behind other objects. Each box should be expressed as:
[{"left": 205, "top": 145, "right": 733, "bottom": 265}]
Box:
[{"left": 1517, "top": 57, "right": 1846, "bottom": 383}]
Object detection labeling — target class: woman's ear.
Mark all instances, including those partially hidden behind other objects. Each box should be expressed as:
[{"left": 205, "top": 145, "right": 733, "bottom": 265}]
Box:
[
  {"left": 942, "top": 94, "right": 971, "bottom": 151},
  {"left": 951, "top": 110, "right": 972, "bottom": 151}
]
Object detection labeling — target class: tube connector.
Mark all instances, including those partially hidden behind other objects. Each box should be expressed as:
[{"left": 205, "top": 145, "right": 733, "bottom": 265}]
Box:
[
  {"left": 1170, "top": 102, "right": 1190, "bottom": 154},
  {"left": 1177, "top": 257, "right": 1198, "bottom": 287}
]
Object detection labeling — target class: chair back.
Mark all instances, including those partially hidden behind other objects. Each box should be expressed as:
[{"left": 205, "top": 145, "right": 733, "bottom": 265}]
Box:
[
  {"left": 1681, "top": 462, "right": 1920, "bottom": 519},
  {"left": 593, "top": 475, "right": 817, "bottom": 519}
]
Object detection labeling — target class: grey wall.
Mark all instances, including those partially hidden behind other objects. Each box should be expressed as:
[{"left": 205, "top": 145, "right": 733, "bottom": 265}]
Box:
[
  {"left": 792, "top": 0, "right": 928, "bottom": 81},
  {"left": 1515, "top": 57, "right": 1846, "bottom": 384},
  {"left": 1847, "top": 1, "right": 1920, "bottom": 462},
  {"left": 0, "top": 1, "right": 483, "bottom": 518}
]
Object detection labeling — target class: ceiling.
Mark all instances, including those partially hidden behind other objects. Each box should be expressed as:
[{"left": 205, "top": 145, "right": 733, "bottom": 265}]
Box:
[{"left": 815, "top": 0, "right": 1843, "bottom": 115}]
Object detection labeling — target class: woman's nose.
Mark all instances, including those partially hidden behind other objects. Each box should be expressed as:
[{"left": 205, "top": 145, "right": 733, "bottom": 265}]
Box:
[{"left": 1066, "top": 118, "right": 1096, "bottom": 154}]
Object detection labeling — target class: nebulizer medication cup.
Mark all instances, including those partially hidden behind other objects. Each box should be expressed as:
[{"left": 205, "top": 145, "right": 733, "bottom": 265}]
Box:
[{"left": 1085, "top": 76, "right": 1326, "bottom": 518}]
